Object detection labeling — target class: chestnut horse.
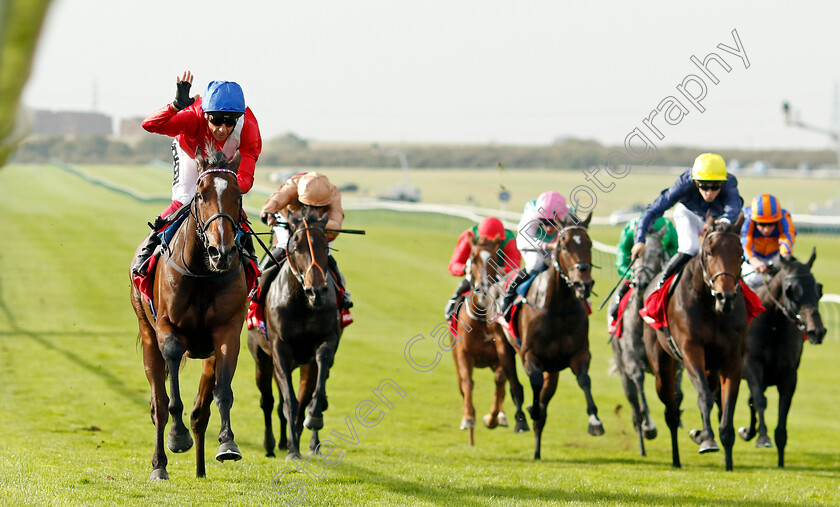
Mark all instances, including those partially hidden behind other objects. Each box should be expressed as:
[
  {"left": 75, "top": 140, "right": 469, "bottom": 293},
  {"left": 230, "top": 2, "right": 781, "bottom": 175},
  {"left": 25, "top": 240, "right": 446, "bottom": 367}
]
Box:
[
  {"left": 611, "top": 223, "right": 683, "bottom": 457},
  {"left": 130, "top": 150, "right": 248, "bottom": 480},
  {"left": 449, "top": 236, "right": 528, "bottom": 446},
  {"left": 248, "top": 207, "right": 341, "bottom": 459},
  {"left": 508, "top": 213, "right": 605, "bottom": 460},
  {"left": 643, "top": 213, "right": 747, "bottom": 470},
  {"left": 738, "top": 248, "right": 826, "bottom": 467}
]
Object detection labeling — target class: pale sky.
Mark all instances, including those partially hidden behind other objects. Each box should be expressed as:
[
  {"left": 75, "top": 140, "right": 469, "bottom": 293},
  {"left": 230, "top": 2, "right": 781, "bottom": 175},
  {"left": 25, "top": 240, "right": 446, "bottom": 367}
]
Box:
[{"left": 22, "top": 0, "right": 840, "bottom": 150}]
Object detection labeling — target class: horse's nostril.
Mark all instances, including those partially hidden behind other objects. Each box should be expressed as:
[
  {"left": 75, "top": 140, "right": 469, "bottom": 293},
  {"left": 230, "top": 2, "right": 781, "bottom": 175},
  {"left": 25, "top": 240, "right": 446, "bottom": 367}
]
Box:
[{"left": 207, "top": 246, "right": 221, "bottom": 261}]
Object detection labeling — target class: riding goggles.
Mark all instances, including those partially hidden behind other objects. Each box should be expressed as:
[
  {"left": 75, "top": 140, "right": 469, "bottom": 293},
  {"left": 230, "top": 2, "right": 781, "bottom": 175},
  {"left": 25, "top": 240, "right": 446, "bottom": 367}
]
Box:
[
  {"left": 697, "top": 182, "right": 723, "bottom": 191},
  {"left": 207, "top": 112, "right": 242, "bottom": 127}
]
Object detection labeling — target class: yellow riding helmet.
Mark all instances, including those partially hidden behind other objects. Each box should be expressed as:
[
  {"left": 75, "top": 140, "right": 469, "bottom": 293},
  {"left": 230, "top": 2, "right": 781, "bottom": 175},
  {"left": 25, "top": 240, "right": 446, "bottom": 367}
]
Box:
[
  {"left": 298, "top": 172, "right": 332, "bottom": 206},
  {"left": 691, "top": 153, "right": 728, "bottom": 181}
]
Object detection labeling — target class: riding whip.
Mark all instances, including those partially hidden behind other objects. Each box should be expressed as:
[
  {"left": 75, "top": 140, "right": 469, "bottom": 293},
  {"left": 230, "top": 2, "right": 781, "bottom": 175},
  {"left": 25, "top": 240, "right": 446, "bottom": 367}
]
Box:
[{"left": 597, "top": 260, "right": 636, "bottom": 311}]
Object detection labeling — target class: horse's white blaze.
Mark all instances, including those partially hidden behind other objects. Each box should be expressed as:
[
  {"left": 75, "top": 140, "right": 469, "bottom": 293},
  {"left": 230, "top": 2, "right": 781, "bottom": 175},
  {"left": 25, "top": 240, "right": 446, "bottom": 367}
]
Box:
[
  {"left": 573, "top": 234, "right": 582, "bottom": 245},
  {"left": 479, "top": 250, "right": 491, "bottom": 263},
  {"left": 214, "top": 177, "right": 228, "bottom": 243}
]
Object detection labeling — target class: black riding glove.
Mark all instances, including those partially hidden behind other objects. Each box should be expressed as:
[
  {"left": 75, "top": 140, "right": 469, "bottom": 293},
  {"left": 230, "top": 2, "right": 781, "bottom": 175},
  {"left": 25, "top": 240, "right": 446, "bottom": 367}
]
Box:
[{"left": 172, "top": 80, "right": 194, "bottom": 110}]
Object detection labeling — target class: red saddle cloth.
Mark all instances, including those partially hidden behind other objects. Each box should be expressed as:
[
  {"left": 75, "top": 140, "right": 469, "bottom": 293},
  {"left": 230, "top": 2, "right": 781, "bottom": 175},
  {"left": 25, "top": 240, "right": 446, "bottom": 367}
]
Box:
[
  {"left": 246, "top": 275, "right": 353, "bottom": 338},
  {"left": 610, "top": 286, "right": 635, "bottom": 339},
  {"left": 640, "top": 276, "right": 766, "bottom": 330}
]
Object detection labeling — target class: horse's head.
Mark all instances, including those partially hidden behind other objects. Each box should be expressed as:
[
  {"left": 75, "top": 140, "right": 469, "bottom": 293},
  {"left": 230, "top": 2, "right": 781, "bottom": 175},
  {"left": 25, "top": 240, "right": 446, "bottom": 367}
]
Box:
[
  {"left": 193, "top": 148, "right": 241, "bottom": 272},
  {"left": 551, "top": 212, "right": 594, "bottom": 300},
  {"left": 700, "top": 212, "right": 744, "bottom": 313},
  {"left": 776, "top": 248, "right": 826, "bottom": 344},
  {"left": 465, "top": 236, "right": 503, "bottom": 319},
  {"left": 635, "top": 223, "right": 667, "bottom": 294},
  {"left": 286, "top": 206, "right": 331, "bottom": 307}
]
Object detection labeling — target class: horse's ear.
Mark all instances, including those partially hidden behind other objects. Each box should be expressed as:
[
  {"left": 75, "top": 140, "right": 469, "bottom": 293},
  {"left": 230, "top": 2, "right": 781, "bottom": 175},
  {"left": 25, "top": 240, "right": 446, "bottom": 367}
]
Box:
[
  {"left": 806, "top": 247, "right": 816, "bottom": 269},
  {"left": 733, "top": 212, "right": 745, "bottom": 231},
  {"left": 467, "top": 231, "right": 476, "bottom": 247},
  {"left": 230, "top": 151, "right": 241, "bottom": 173},
  {"left": 705, "top": 210, "right": 716, "bottom": 229},
  {"left": 580, "top": 212, "right": 592, "bottom": 228}
]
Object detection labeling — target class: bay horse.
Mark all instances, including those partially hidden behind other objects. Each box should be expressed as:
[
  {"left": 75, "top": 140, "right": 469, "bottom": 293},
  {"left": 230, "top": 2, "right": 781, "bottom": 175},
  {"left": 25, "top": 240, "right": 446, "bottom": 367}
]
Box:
[
  {"left": 643, "top": 213, "right": 748, "bottom": 470},
  {"left": 247, "top": 207, "right": 341, "bottom": 459},
  {"left": 611, "top": 223, "right": 683, "bottom": 457},
  {"left": 130, "top": 149, "right": 248, "bottom": 480},
  {"left": 738, "top": 248, "right": 826, "bottom": 467},
  {"left": 508, "top": 212, "right": 605, "bottom": 460},
  {"left": 449, "top": 236, "right": 528, "bottom": 446}
]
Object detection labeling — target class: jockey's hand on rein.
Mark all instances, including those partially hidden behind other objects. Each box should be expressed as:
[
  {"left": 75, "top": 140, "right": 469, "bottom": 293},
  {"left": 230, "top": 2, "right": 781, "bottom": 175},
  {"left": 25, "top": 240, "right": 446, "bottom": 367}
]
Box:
[{"left": 261, "top": 212, "right": 275, "bottom": 227}]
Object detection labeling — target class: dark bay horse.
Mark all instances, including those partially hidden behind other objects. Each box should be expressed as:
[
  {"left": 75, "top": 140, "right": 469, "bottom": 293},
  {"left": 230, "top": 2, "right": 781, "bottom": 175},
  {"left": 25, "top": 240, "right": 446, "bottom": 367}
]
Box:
[
  {"left": 611, "top": 223, "right": 683, "bottom": 457},
  {"left": 449, "top": 236, "right": 527, "bottom": 446},
  {"left": 509, "top": 213, "right": 604, "bottom": 460},
  {"left": 247, "top": 207, "right": 341, "bottom": 459},
  {"left": 643, "top": 213, "right": 747, "bottom": 470},
  {"left": 130, "top": 150, "right": 248, "bottom": 480},
  {"left": 738, "top": 248, "right": 826, "bottom": 467}
]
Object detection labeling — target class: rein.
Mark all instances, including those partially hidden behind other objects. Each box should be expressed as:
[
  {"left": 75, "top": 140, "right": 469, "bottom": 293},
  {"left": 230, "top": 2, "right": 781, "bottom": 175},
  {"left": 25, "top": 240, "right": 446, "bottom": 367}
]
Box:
[
  {"left": 699, "top": 231, "right": 742, "bottom": 297},
  {"left": 286, "top": 217, "right": 327, "bottom": 291},
  {"left": 760, "top": 272, "right": 808, "bottom": 331}
]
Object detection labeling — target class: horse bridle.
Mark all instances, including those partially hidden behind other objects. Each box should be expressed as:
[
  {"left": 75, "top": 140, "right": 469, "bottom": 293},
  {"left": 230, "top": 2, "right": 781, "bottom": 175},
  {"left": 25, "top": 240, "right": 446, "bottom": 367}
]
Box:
[
  {"left": 761, "top": 271, "right": 811, "bottom": 331},
  {"left": 699, "top": 231, "right": 742, "bottom": 297},
  {"left": 285, "top": 216, "right": 327, "bottom": 291},
  {"left": 191, "top": 169, "right": 242, "bottom": 250},
  {"left": 550, "top": 226, "right": 592, "bottom": 291}
]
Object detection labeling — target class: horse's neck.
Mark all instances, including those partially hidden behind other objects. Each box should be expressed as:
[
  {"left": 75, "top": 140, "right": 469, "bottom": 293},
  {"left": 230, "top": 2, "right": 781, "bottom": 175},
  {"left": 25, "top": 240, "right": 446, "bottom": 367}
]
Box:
[
  {"left": 178, "top": 213, "right": 207, "bottom": 273},
  {"left": 680, "top": 256, "right": 708, "bottom": 296},
  {"left": 540, "top": 264, "right": 575, "bottom": 309}
]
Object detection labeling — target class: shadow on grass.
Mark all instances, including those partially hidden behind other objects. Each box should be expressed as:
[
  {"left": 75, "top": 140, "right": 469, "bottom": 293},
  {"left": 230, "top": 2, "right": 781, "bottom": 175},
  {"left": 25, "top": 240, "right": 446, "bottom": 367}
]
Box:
[
  {"left": 325, "top": 461, "right": 807, "bottom": 507},
  {"left": 0, "top": 278, "right": 147, "bottom": 407}
]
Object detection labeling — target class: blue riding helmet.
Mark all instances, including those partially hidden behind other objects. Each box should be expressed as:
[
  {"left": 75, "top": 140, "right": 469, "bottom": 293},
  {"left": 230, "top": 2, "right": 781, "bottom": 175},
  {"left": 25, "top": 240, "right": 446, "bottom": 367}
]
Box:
[{"left": 203, "top": 81, "right": 246, "bottom": 113}]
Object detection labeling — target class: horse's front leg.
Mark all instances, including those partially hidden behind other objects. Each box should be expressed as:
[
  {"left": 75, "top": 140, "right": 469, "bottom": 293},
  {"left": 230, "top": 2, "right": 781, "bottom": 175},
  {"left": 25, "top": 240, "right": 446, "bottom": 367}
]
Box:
[
  {"left": 213, "top": 324, "right": 243, "bottom": 462},
  {"left": 682, "top": 343, "right": 719, "bottom": 454},
  {"left": 485, "top": 364, "right": 507, "bottom": 429},
  {"left": 497, "top": 337, "right": 528, "bottom": 433},
  {"left": 738, "top": 361, "right": 763, "bottom": 444},
  {"left": 775, "top": 372, "right": 798, "bottom": 468},
  {"left": 718, "top": 363, "right": 743, "bottom": 471},
  {"left": 191, "top": 357, "right": 216, "bottom": 477},
  {"left": 141, "top": 326, "right": 171, "bottom": 480},
  {"left": 304, "top": 340, "right": 337, "bottom": 432},
  {"left": 273, "top": 344, "right": 301, "bottom": 459},
  {"left": 156, "top": 323, "right": 194, "bottom": 455},
  {"left": 248, "top": 332, "right": 277, "bottom": 457},
  {"left": 523, "top": 353, "right": 545, "bottom": 459},
  {"left": 452, "top": 345, "right": 476, "bottom": 440},
  {"left": 570, "top": 350, "right": 605, "bottom": 437}
]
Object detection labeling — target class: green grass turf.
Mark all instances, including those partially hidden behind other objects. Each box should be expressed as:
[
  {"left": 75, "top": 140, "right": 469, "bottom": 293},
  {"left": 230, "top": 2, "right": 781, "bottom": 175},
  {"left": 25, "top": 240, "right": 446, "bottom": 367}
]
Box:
[{"left": 1, "top": 163, "right": 839, "bottom": 505}]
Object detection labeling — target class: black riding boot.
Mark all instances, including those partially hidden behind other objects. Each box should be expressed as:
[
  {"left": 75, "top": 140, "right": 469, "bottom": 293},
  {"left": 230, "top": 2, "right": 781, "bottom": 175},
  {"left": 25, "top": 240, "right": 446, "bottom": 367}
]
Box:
[
  {"left": 241, "top": 232, "right": 258, "bottom": 263},
  {"left": 327, "top": 255, "right": 353, "bottom": 310},
  {"left": 132, "top": 216, "right": 167, "bottom": 276},
  {"left": 657, "top": 252, "right": 692, "bottom": 289},
  {"left": 255, "top": 248, "right": 286, "bottom": 302},
  {"left": 444, "top": 278, "right": 471, "bottom": 319},
  {"left": 608, "top": 279, "right": 632, "bottom": 325},
  {"left": 501, "top": 269, "right": 529, "bottom": 320}
]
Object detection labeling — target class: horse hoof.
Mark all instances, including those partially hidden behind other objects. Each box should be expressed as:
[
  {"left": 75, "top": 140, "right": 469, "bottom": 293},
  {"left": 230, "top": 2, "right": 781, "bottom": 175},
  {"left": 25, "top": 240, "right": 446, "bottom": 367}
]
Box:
[
  {"left": 216, "top": 442, "right": 242, "bottom": 462},
  {"left": 737, "top": 426, "right": 752, "bottom": 441},
  {"left": 643, "top": 426, "right": 657, "bottom": 440},
  {"left": 689, "top": 429, "right": 703, "bottom": 445},
  {"left": 285, "top": 451, "right": 302, "bottom": 461},
  {"left": 483, "top": 414, "right": 498, "bottom": 429},
  {"left": 755, "top": 435, "right": 773, "bottom": 448},
  {"left": 497, "top": 412, "right": 509, "bottom": 427},
  {"left": 514, "top": 418, "right": 530, "bottom": 433},
  {"left": 588, "top": 416, "right": 605, "bottom": 436},
  {"left": 167, "top": 432, "right": 194, "bottom": 453},
  {"left": 460, "top": 417, "right": 475, "bottom": 430},
  {"left": 304, "top": 415, "right": 324, "bottom": 431},
  {"left": 149, "top": 468, "right": 169, "bottom": 481},
  {"left": 699, "top": 439, "right": 720, "bottom": 454}
]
